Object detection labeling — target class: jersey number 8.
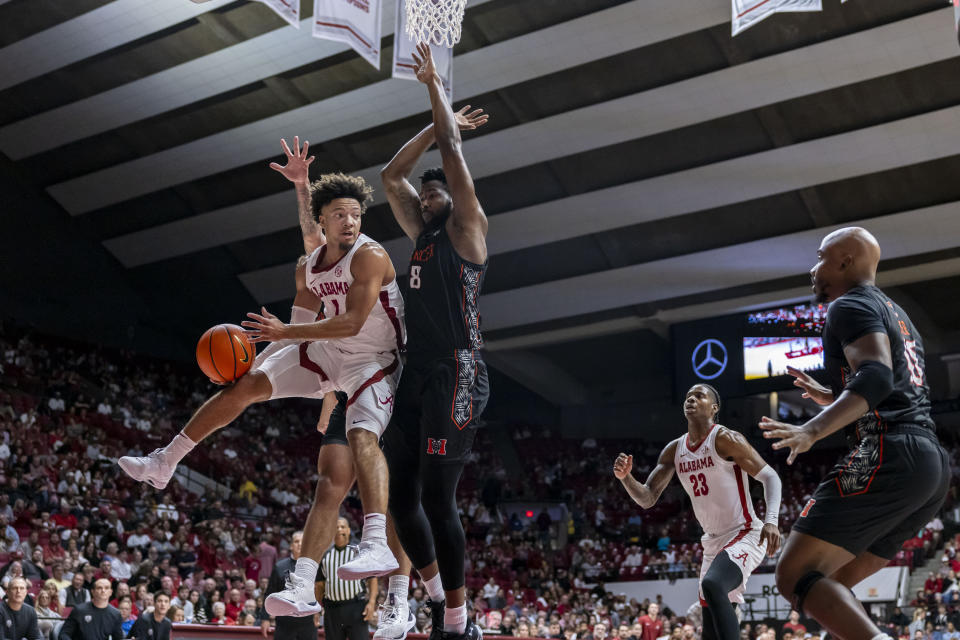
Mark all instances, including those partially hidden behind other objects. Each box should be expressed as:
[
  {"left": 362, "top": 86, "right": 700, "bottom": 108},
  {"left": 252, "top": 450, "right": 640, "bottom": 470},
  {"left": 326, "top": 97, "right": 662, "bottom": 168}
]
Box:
[{"left": 410, "top": 265, "right": 422, "bottom": 289}]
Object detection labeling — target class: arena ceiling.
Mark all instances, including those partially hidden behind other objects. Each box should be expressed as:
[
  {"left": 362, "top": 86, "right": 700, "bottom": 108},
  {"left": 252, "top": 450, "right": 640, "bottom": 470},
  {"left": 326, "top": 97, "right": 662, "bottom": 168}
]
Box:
[{"left": 3, "top": 0, "right": 960, "bottom": 406}]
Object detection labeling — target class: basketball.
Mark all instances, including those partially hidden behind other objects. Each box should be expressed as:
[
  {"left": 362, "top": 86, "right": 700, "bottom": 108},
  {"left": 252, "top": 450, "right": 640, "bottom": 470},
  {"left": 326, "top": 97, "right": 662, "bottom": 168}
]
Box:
[{"left": 196, "top": 324, "right": 255, "bottom": 384}]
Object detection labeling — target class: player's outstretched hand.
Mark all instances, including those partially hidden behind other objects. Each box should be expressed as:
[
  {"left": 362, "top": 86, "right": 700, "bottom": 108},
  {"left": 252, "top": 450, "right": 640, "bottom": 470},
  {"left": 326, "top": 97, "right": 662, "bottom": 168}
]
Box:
[
  {"left": 269, "top": 136, "right": 314, "bottom": 185},
  {"left": 759, "top": 523, "right": 782, "bottom": 557},
  {"left": 242, "top": 307, "right": 288, "bottom": 343},
  {"left": 411, "top": 42, "right": 438, "bottom": 84},
  {"left": 454, "top": 105, "right": 489, "bottom": 131},
  {"left": 758, "top": 416, "right": 814, "bottom": 465},
  {"left": 613, "top": 453, "right": 633, "bottom": 480},
  {"left": 786, "top": 366, "right": 834, "bottom": 406}
]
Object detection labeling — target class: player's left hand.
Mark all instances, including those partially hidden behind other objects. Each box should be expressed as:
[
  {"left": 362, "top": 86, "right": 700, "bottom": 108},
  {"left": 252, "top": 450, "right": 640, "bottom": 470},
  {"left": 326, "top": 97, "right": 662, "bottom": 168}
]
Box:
[
  {"left": 362, "top": 600, "right": 376, "bottom": 622},
  {"left": 759, "top": 523, "right": 782, "bottom": 557},
  {"left": 758, "top": 416, "right": 814, "bottom": 465},
  {"left": 411, "top": 42, "right": 438, "bottom": 84},
  {"left": 242, "top": 307, "right": 288, "bottom": 343}
]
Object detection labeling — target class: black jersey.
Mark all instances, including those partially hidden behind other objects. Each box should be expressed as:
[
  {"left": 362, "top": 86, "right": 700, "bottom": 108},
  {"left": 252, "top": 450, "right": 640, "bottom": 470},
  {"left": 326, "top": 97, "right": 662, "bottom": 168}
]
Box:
[
  {"left": 405, "top": 220, "right": 486, "bottom": 359},
  {"left": 823, "top": 284, "right": 935, "bottom": 439}
]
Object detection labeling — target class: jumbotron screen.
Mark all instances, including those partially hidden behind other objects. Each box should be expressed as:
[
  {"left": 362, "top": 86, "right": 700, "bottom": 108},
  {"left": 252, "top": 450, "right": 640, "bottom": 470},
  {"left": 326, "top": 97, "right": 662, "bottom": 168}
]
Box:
[{"left": 743, "top": 303, "right": 826, "bottom": 380}]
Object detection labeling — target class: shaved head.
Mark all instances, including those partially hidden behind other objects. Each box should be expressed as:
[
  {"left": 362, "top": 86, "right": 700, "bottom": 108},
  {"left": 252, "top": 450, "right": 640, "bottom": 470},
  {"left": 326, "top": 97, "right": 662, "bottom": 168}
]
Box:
[{"left": 811, "top": 226, "right": 882, "bottom": 302}]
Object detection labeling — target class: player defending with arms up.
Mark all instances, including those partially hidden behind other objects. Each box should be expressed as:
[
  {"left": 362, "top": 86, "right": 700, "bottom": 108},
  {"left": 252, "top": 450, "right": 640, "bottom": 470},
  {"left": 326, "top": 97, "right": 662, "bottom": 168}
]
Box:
[
  {"left": 614, "top": 385, "right": 782, "bottom": 640},
  {"left": 377, "top": 43, "right": 490, "bottom": 640},
  {"left": 760, "top": 227, "right": 950, "bottom": 640}
]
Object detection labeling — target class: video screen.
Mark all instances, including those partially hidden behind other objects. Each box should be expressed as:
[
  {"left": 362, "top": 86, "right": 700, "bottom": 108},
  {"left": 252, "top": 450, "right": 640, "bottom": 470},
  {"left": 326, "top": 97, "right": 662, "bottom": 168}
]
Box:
[
  {"left": 745, "top": 303, "right": 826, "bottom": 337},
  {"left": 743, "top": 336, "right": 824, "bottom": 380},
  {"left": 743, "top": 303, "right": 826, "bottom": 380}
]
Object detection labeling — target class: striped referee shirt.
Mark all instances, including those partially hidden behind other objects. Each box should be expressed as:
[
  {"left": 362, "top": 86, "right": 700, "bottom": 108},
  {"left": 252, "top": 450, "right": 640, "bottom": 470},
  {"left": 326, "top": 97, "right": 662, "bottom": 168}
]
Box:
[{"left": 320, "top": 545, "right": 367, "bottom": 602}]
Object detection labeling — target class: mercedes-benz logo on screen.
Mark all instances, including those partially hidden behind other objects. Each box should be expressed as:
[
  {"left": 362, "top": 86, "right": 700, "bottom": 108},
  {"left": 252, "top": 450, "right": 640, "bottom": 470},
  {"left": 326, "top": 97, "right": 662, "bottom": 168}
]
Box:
[{"left": 692, "top": 339, "right": 728, "bottom": 380}]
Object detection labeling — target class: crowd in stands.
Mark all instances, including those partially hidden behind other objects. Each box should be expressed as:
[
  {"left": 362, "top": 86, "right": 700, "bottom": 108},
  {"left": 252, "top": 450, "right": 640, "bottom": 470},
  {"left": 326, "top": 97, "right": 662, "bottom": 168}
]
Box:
[{"left": 0, "top": 319, "right": 959, "bottom": 640}]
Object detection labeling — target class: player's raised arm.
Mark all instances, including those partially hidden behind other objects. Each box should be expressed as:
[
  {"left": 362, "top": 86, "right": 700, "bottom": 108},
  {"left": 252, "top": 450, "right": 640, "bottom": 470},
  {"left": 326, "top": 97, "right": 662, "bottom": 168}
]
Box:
[
  {"left": 243, "top": 245, "right": 392, "bottom": 342},
  {"left": 715, "top": 429, "right": 783, "bottom": 556},
  {"left": 270, "top": 136, "right": 325, "bottom": 255},
  {"left": 412, "top": 43, "right": 488, "bottom": 264},
  {"left": 613, "top": 441, "right": 678, "bottom": 509},
  {"left": 380, "top": 106, "right": 488, "bottom": 242}
]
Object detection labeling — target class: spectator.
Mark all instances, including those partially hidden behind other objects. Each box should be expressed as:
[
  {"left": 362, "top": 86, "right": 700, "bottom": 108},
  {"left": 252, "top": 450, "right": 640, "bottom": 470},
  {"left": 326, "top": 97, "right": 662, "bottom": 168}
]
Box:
[
  {"left": 2, "top": 560, "right": 25, "bottom": 589},
  {"left": 782, "top": 611, "right": 807, "bottom": 636},
  {"left": 34, "top": 587, "right": 62, "bottom": 640},
  {"left": 638, "top": 605, "right": 663, "bottom": 640},
  {"left": 943, "top": 623, "right": 960, "bottom": 640},
  {"left": 58, "top": 578, "right": 123, "bottom": 640},
  {"left": 49, "top": 565, "right": 71, "bottom": 593},
  {"left": 117, "top": 597, "right": 137, "bottom": 636},
  {"left": 169, "top": 606, "right": 185, "bottom": 623},
  {"left": 23, "top": 547, "right": 50, "bottom": 581},
  {"left": 210, "top": 602, "right": 231, "bottom": 626},
  {"left": 128, "top": 593, "right": 172, "bottom": 640},
  {"left": 0, "top": 513, "right": 20, "bottom": 553},
  {"left": 225, "top": 588, "right": 243, "bottom": 623},
  {"left": 61, "top": 572, "right": 91, "bottom": 608}
]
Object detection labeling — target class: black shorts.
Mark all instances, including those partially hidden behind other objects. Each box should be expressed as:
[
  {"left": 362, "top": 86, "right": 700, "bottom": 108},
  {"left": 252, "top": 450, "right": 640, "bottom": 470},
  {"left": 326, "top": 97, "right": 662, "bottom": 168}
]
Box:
[
  {"left": 322, "top": 392, "right": 349, "bottom": 447},
  {"left": 791, "top": 426, "right": 949, "bottom": 559},
  {"left": 383, "top": 350, "right": 489, "bottom": 466}
]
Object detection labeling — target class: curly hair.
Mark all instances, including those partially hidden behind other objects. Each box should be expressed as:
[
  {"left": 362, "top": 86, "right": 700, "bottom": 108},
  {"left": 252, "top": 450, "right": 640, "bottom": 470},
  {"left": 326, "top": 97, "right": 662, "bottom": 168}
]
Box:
[
  {"left": 419, "top": 167, "right": 447, "bottom": 186},
  {"left": 309, "top": 172, "right": 374, "bottom": 222}
]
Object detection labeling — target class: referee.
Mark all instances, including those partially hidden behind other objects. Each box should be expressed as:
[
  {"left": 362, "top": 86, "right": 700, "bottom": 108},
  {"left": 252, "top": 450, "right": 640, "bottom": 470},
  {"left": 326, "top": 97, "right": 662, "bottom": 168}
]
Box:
[
  {"left": 263, "top": 532, "right": 320, "bottom": 640},
  {"left": 319, "top": 518, "right": 378, "bottom": 640}
]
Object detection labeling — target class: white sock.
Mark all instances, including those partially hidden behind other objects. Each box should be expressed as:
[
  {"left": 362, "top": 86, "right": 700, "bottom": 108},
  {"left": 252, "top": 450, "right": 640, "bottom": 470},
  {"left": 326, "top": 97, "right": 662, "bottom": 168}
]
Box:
[
  {"left": 444, "top": 604, "right": 466, "bottom": 634},
  {"left": 361, "top": 513, "right": 387, "bottom": 544},
  {"left": 423, "top": 574, "right": 443, "bottom": 602},
  {"left": 162, "top": 431, "right": 196, "bottom": 465},
  {"left": 389, "top": 575, "right": 409, "bottom": 604},
  {"left": 294, "top": 557, "right": 319, "bottom": 585}
]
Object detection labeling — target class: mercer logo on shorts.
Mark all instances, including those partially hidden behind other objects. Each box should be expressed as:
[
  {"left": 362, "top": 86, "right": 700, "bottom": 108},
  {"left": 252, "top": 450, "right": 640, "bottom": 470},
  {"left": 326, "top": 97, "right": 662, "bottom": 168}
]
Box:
[
  {"left": 800, "top": 498, "right": 816, "bottom": 517},
  {"left": 426, "top": 438, "right": 447, "bottom": 456}
]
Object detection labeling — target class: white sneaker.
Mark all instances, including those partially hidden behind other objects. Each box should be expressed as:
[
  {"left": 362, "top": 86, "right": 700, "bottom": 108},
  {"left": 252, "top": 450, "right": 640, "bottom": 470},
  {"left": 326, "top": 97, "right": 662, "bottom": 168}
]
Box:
[
  {"left": 265, "top": 573, "right": 322, "bottom": 617},
  {"left": 336, "top": 541, "right": 399, "bottom": 580},
  {"left": 374, "top": 594, "right": 416, "bottom": 640},
  {"left": 118, "top": 449, "right": 175, "bottom": 489}
]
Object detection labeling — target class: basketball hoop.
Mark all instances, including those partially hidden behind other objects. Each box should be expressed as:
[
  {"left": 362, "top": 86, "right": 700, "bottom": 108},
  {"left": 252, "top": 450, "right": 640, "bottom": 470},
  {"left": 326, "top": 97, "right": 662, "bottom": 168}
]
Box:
[{"left": 405, "top": 0, "right": 468, "bottom": 48}]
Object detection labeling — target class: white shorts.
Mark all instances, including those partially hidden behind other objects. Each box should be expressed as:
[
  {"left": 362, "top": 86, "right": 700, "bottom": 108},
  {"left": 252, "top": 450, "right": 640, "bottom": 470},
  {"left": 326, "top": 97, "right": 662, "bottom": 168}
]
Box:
[
  {"left": 257, "top": 341, "right": 401, "bottom": 437},
  {"left": 699, "top": 525, "right": 766, "bottom": 605}
]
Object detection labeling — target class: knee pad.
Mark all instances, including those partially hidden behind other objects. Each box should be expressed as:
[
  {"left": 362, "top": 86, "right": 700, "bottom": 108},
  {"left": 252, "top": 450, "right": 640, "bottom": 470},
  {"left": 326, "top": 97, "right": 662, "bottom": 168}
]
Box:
[{"left": 793, "top": 571, "right": 824, "bottom": 616}]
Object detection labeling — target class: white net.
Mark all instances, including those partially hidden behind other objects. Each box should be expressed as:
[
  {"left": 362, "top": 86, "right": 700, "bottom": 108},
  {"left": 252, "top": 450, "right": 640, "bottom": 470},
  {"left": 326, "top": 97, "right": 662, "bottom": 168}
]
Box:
[{"left": 404, "top": 0, "right": 468, "bottom": 48}]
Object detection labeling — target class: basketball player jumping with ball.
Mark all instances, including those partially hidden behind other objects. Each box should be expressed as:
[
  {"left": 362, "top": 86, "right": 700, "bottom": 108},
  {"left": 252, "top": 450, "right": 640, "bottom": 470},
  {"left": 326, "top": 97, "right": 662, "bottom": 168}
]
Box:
[
  {"left": 614, "top": 384, "right": 782, "bottom": 640},
  {"left": 119, "top": 170, "right": 405, "bottom": 584}
]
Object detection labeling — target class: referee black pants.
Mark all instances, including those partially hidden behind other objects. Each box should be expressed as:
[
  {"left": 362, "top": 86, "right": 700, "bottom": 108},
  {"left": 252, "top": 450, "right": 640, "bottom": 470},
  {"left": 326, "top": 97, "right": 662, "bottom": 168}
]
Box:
[
  {"left": 323, "top": 600, "right": 369, "bottom": 640},
  {"left": 275, "top": 620, "right": 319, "bottom": 640}
]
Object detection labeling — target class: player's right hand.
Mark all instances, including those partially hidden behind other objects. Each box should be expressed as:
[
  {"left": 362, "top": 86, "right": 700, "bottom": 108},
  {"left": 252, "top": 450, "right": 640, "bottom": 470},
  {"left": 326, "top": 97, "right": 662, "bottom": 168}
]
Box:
[
  {"left": 613, "top": 453, "right": 633, "bottom": 480},
  {"left": 261, "top": 620, "right": 271, "bottom": 638},
  {"left": 269, "top": 136, "right": 314, "bottom": 185},
  {"left": 786, "top": 366, "right": 834, "bottom": 406}
]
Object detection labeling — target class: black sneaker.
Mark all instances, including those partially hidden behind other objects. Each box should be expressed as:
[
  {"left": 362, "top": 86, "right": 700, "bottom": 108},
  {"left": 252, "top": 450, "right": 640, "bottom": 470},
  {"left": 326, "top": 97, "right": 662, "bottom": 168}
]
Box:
[
  {"left": 442, "top": 620, "right": 483, "bottom": 640},
  {"left": 427, "top": 599, "right": 445, "bottom": 640}
]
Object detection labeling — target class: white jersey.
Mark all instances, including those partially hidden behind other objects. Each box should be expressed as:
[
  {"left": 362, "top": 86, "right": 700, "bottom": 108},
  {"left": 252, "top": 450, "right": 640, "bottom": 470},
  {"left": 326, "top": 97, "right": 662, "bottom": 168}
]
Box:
[
  {"left": 305, "top": 233, "right": 406, "bottom": 354},
  {"left": 673, "top": 424, "right": 758, "bottom": 537}
]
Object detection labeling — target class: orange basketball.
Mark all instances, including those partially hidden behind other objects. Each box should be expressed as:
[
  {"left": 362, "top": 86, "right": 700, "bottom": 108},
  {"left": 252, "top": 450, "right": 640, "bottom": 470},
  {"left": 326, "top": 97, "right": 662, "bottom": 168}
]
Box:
[{"left": 196, "top": 324, "right": 255, "bottom": 384}]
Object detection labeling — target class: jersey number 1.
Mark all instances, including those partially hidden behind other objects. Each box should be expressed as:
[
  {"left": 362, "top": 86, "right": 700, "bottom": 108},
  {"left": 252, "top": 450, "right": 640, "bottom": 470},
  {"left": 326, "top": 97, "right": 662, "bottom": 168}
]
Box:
[
  {"left": 690, "top": 473, "right": 709, "bottom": 497},
  {"left": 410, "top": 265, "right": 422, "bottom": 290}
]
